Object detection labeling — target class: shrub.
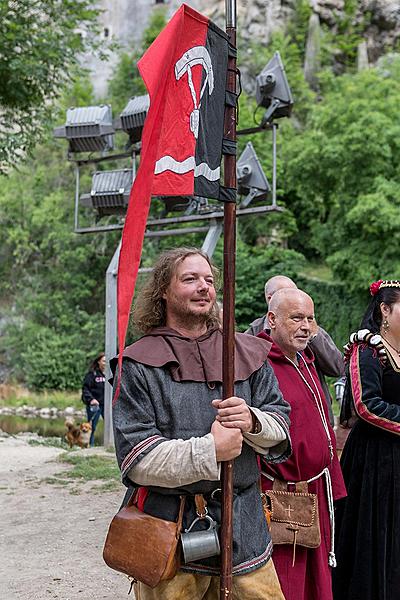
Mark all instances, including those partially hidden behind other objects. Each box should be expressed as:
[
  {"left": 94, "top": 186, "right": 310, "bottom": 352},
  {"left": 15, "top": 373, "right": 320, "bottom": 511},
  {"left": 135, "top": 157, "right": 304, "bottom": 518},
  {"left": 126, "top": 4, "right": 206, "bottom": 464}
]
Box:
[{"left": 21, "top": 328, "right": 88, "bottom": 390}]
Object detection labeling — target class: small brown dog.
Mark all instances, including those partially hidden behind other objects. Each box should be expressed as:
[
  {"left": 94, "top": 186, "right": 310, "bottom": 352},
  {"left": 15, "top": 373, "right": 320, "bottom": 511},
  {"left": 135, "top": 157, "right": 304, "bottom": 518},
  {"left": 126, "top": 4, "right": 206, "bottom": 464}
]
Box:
[{"left": 65, "top": 419, "right": 92, "bottom": 448}]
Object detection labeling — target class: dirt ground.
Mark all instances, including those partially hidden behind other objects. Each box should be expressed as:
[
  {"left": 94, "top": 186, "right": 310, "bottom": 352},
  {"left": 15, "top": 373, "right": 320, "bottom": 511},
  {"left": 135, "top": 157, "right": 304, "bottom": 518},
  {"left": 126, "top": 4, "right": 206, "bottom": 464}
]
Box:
[{"left": 0, "top": 432, "right": 132, "bottom": 600}]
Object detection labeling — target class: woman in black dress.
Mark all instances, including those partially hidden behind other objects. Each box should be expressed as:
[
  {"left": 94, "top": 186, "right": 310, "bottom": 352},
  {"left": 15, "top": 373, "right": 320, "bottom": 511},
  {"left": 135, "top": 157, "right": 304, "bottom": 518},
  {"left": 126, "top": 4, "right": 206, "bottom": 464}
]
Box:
[{"left": 333, "top": 280, "right": 400, "bottom": 600}]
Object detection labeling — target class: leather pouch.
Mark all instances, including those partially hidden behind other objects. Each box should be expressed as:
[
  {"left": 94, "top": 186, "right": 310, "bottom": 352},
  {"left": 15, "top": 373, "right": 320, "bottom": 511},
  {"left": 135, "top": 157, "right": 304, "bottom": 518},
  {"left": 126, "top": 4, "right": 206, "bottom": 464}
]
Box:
[
  {"left": 265, "top": 479, "right": 321, "bottom": 565},
  {"left": 103, "top": 493, "right": 185, "bottom": 588}
]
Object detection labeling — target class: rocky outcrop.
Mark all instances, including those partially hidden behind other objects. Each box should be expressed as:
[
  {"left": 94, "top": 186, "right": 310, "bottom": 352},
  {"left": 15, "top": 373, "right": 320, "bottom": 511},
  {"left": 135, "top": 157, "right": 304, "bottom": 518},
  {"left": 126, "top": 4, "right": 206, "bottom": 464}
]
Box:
[
  {"left": 357, "top": 40, "right": 369, "bottom": 71},
  {"left": 359, "top": 1, "right": 400, "bottom": 63},
  {"left": 311, "top": 0, "right": 345, "bottom": 27},
  {"left": 199, "top": 0, "right": 400, "bottom": 65},
  {"left": 304, "top": 12, "right": 322, "bottom": 88},
  {"left": 0, "top": 405, "right": 85, "bottom": 418},
  {"left": 196, "top": 0, "right": 295, "bottom": 43},
  {"left": 309, "top": 1, "right": 400, "bottom": 63},
  {"left": 86, "top": 1, "right": 400, "bottom": 96}
]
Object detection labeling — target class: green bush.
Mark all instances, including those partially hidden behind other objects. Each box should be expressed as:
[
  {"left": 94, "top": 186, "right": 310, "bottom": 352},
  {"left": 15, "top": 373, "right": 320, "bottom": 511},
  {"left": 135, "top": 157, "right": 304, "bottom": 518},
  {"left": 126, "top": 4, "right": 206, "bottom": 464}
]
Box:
[
  {"left": 296, "top": 277, "right": 366, "bottom": 347},
  {"left": 227, "top": 243, "right": 366, "bottom": 346},
  {"left": 213, "top": 238, "right": 307, "bottom": 332},
  {"left": 3, "top": 311, "right": 104, "bottom": 390},
  {"left": 21, "top": 328, "right": 88, "bottom": 390}
]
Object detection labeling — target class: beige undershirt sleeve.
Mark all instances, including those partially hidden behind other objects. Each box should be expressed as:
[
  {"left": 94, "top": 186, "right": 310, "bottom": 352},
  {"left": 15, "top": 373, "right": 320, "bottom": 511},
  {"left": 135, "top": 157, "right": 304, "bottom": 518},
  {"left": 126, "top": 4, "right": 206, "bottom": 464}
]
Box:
[
  {"left": 244, "top": 406, "right": 288, "bottom": 455},
  {"left": 128, "top": 409, "right": 287, "bottom": 488},
  {"left": 127, "top": 433, "right": 219, "bottom": 488}
]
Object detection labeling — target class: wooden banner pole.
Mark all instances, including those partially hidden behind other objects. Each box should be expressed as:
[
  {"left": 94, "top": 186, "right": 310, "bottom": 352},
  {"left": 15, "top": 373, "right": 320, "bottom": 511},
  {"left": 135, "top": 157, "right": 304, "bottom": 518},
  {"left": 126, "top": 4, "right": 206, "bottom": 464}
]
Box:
[{"left": 220, "top": 1, "right": 237, "bottom": 598}]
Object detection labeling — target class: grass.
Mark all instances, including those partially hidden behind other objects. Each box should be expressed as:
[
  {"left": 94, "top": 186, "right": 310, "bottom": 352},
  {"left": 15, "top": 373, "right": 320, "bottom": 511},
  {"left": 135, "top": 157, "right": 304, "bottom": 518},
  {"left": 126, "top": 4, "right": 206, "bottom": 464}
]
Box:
[
  {"left": 96, "top": 480, "right": 121, "bottom": 492},
  {"left": 299, "top": 262, "right": 333, "bottom": 282},
  {"left": 58, "top": 450, "right": 120, "bottom": 481},
  {"left": 57, "top": 452, "right": 120, "bottom": 483},
  {"left": 28, "top": 437, "right": 69, "bottom": 449},
  {"left": 41, "top": 451, "right": 121, "bottom": 494},
  {"left": 43, "top": 476, "right": 70, "bottom": 486},
  {"left": 0, "top": 387, "right": 81, "bottom": 410}
]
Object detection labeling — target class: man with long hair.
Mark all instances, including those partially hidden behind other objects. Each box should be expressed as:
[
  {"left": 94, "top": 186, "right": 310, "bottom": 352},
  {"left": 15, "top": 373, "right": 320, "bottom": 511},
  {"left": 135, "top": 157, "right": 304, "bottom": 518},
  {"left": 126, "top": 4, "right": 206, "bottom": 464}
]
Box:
[{"left": 111, "top": 247, "right": 291, "bottom": 600}]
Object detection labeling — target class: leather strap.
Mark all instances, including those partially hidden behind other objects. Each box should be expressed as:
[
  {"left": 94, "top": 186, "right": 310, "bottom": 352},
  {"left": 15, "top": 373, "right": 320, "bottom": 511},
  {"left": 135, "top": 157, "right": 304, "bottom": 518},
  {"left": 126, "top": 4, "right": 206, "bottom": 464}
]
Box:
[
  {"left": 194, "top": 494, "right": 207, "bottom": 518},
  {"left": 127, "top": 488, "right": 139, "bottom": 507},
  {"left": 176, "top": 496, "right": 186, "bottom": 537},
  {"left": 127, "top": 489, "right": 186, "bottom": 534}
]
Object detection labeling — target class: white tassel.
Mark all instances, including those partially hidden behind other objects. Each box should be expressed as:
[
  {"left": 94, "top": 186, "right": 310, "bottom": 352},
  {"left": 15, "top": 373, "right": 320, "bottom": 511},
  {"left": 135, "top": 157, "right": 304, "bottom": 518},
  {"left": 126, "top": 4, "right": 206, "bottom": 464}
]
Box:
[
  {"left": 323, "top": 468, "right": 337, "bottom": 569},
  {"left": 329, "top": 552, "right": 337, "bottom": 568}
]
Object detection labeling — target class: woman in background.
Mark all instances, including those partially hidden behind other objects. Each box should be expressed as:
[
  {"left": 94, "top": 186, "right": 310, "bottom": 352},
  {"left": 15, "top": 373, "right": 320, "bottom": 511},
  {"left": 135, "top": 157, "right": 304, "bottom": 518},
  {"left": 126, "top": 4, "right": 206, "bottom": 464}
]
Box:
[
  {"left": 333, "top": 280, "right": 400, "bottom": 600},
  {"left": 82, "top": 352, "right": 105, "bottom": 446}
]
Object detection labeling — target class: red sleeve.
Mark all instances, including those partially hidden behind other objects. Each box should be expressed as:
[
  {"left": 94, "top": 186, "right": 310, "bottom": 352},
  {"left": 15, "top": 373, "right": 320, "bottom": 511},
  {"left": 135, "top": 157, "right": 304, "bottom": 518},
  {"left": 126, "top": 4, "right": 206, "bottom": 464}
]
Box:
[{"left": 350, "top": 345, "right": 400, "bottom": 435}]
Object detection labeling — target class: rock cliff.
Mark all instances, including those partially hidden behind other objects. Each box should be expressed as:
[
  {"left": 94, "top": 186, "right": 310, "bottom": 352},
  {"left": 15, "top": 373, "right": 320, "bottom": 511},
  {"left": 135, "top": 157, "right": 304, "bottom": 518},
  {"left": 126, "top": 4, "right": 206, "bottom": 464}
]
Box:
[{"left": 87, "top": 1, "right": 400, "bottom": 97}]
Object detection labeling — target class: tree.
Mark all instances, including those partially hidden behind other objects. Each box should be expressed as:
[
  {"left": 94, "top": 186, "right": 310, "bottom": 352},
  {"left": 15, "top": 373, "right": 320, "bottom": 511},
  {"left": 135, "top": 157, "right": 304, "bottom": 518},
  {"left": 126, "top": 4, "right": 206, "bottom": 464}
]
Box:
[
  {"left": 235, "top": 29, "right": 315, "bottom": 247},
  {"left": 0, "top": 0, "right": 101, "bottom": 173},
  {"left": 4, "top": 5, "right": 396, "bottom": 389},
  {"left": 0, "top": 75, "right": 119, "bottom": 387},
  {"left": 282, "top": 59, "right": 400, "bottom": 289},
  {"left": 0, "top": 9, "right": 168, "bottom": 389}
]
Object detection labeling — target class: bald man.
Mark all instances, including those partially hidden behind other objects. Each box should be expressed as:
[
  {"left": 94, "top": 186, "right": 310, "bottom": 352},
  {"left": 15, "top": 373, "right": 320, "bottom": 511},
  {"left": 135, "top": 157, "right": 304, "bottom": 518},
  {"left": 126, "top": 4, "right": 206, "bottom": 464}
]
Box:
[
  {"left": 268, "top": 288, "right": 316, "bottom": 360},
  {"left": 246, "top": 275, "right": 344, "bottom": 424},
  {"left": 258, "top": 289, "right": 346, "bottom": 600},
  {"left": 266, "top": 275, "right": 297, "bottom": 303}
]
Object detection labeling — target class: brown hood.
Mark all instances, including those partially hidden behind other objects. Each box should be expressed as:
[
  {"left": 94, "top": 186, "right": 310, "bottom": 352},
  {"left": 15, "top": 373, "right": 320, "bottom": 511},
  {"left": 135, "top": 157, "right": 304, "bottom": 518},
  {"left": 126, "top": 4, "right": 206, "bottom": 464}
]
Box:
[{"left": 111, "top": 327, "right": 271, "bottom": 384}]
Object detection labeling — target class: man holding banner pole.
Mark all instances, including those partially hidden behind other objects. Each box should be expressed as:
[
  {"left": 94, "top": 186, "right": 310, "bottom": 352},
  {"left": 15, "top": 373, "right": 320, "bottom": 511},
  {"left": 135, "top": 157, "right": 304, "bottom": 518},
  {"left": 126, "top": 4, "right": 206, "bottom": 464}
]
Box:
[{"left": 111, "top": 247, "right": 290, "bottom": 599}]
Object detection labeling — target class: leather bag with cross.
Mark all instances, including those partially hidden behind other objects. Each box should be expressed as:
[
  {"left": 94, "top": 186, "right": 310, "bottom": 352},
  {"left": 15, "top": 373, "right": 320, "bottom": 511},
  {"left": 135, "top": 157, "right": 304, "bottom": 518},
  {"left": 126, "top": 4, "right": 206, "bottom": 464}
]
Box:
[{"left": 264, "top": 479, "right": 321, "bottom": 566}]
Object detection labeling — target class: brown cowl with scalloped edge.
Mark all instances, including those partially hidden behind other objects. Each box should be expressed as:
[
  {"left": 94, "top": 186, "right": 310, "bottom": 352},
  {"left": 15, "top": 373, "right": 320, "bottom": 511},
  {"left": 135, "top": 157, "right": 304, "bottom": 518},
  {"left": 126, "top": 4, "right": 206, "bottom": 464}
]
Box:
[{"left": 111, "top": 327, "right": 271, "bottom": 384}]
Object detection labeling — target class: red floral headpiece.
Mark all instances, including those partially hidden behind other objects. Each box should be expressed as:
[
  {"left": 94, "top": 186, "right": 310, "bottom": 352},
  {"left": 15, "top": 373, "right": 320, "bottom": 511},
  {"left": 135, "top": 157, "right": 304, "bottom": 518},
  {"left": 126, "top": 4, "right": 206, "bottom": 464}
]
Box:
[
  {"left": 370, "top": 280, "right": 400, "bottom": 296},
  {"left": 369, "top": 280, "right": 383, "bottom": 296}
]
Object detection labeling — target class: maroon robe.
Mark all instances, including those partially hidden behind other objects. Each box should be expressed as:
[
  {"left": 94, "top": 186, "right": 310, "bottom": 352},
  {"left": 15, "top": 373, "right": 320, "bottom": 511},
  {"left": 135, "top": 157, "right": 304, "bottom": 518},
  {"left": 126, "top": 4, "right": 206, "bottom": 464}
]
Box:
[{"left": 258, "top": 333, "right": 346, "bottom": 600}]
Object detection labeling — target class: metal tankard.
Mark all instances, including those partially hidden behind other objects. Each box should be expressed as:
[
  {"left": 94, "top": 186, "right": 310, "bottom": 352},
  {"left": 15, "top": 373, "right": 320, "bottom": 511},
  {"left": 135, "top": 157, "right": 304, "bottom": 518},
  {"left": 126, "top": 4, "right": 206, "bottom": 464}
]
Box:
[{"left": 181, "top": 513, "right": 220, "bottom": 563}]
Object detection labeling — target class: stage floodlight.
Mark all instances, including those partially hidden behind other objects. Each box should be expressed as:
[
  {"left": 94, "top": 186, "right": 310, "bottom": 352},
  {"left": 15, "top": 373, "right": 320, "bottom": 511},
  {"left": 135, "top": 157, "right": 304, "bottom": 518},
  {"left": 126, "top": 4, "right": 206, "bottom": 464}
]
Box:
[
  {"left": 54, "top": 105, "right": 114, "bottom": 153},
  {"left": 80, "top": 168, "right": 133, "bottom": 216},
  {"left": 159, "top": 196, "right": 212, "bottom": 216},
  {"left": 114, "top": 94, "right": 150, "bottom": 144},
  {"left": 256, "top": 52, "right": 293, "bottom": 124},
  {"left": 237, "top": 142, "right": 271, "bottom": 207}
]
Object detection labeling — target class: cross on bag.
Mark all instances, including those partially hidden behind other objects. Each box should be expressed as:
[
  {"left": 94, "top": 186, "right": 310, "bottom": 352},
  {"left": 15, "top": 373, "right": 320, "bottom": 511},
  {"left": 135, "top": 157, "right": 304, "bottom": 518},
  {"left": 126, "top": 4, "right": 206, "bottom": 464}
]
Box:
[{"left": 263, "top": 479, "right": 321, "bottom": 566}]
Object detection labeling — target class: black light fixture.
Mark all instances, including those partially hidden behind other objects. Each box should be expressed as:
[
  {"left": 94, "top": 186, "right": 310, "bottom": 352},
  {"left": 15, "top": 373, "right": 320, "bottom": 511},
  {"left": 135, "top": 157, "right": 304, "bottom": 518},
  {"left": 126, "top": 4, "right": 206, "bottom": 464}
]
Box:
[
  {"left": 53, "top": 105, "right": 114, "bottom": 153},
  {"left": 80, "top": 168, "right": 133, "bottom": 216},
  {"left": 256, "top": 51, "right": 293, "bottom": 125},
  {"left": 159, "top": 195, "right": 213, "bottom": 216},
  {"left": 114, "top": 94, "right": 150, "bottom": 145},
  {"left": 237, "top": 142, "right": 271, "bottom": 207}
]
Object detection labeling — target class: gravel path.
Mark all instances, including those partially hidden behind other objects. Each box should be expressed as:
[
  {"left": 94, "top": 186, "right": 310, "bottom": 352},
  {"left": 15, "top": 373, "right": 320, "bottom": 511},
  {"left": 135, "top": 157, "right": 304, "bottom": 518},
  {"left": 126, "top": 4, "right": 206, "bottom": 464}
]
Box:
[{"left": 0, "top": 432, "right": 131, "bottom": 600}]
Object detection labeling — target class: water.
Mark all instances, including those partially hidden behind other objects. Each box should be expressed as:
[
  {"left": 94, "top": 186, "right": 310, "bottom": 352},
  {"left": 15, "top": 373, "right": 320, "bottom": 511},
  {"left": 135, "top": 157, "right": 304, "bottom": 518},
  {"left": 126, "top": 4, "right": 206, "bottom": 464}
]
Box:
[{"left": 0, "top": 414, "right": 104, "bottom": 444}]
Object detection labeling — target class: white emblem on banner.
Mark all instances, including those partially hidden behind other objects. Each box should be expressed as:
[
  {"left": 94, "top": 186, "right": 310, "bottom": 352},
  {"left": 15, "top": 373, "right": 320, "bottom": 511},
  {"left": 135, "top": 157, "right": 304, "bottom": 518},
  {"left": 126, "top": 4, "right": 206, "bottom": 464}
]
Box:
[{"left": 154, "top": 46, "right": 219, "bottom": 183}]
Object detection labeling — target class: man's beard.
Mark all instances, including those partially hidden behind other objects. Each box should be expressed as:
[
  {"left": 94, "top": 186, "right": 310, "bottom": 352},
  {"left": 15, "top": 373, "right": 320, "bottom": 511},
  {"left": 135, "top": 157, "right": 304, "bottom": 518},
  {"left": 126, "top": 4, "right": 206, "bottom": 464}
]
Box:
[{"left": 171, "top": 300, "right": 214, "bottom": 329}]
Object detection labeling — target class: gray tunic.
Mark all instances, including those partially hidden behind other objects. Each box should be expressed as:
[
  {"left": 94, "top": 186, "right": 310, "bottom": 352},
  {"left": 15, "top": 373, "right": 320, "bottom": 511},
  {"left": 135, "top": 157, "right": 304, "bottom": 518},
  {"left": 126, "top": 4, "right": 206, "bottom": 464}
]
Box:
[{"left": 113, "top": 357, "right": 291, "bottom": 575}]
